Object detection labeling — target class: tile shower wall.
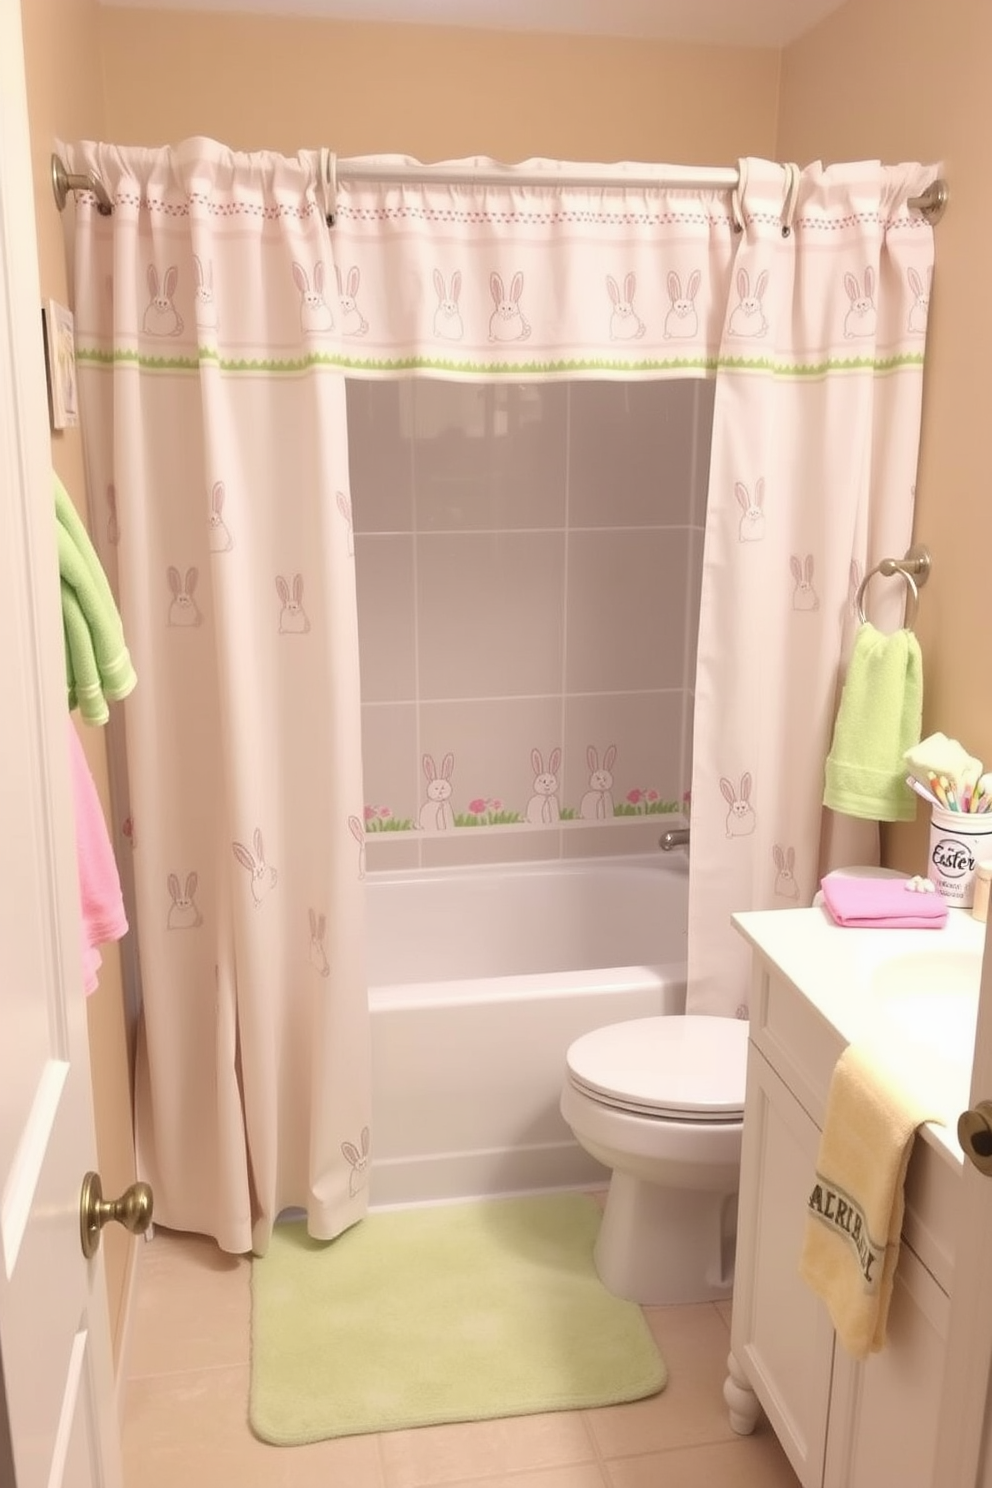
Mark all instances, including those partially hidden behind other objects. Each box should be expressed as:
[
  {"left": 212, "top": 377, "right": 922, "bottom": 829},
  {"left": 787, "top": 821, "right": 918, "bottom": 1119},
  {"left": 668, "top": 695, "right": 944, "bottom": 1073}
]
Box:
[{"left": 347, "top": 379, "right": 715, "bottom": 871}]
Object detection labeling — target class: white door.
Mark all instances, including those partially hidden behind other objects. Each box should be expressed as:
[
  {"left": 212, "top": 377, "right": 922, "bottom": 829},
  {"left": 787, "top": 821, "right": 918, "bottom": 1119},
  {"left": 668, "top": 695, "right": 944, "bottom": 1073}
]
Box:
[
  {"left": 933, "top": 909, "right": 992, "bottom": 1487},
  {"left": 0, "top": 1, "right": 124, "bottom": 1484}
]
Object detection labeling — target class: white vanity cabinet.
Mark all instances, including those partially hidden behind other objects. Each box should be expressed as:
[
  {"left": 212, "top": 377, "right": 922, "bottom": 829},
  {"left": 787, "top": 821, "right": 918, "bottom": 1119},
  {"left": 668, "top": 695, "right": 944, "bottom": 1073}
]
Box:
[{"left": 727, "top": 918, "right": 962, "bottom": 1488}]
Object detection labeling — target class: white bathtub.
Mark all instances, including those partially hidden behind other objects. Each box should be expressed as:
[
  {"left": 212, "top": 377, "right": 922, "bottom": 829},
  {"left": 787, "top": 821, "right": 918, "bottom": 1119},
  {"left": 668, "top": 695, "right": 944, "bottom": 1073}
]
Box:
[{"left": 367, "top": 853, "right": 688, "bottom": 1207}]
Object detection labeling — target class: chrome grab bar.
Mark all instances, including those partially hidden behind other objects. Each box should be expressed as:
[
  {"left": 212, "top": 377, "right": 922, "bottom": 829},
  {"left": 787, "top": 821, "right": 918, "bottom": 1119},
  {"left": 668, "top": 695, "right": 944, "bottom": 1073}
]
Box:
[{"left": 659, "top": 827, "right": 690, "bottom": 851}]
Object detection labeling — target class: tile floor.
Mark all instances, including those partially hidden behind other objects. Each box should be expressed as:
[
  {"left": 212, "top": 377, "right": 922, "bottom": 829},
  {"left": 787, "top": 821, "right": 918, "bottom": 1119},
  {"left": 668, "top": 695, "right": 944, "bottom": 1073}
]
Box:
[{"left": 122, "top": 1216, "right": 801, "bottom": 1488}]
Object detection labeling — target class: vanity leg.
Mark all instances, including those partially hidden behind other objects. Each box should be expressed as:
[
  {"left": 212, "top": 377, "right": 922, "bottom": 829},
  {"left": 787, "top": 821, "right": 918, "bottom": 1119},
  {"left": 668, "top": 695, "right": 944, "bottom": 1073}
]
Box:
[{"left": 724, "top": 1350, "right": 761, "bottom": 1435}]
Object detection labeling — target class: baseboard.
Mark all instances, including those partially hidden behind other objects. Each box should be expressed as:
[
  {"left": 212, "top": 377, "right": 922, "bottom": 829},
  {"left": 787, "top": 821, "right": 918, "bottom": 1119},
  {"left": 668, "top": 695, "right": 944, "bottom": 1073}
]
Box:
[{"left": 369, "top": 1138, "right": 609, "bottom": 1209}]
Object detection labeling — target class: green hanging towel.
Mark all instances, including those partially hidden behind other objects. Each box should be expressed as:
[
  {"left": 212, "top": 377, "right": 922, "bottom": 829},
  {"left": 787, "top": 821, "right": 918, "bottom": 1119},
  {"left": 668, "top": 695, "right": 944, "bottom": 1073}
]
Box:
[
  {"left": 823, "top": 622, "right": 923, "bottom": 823},
  {"left": 55, "top": 474, "right": 136, "bottom": 721}
]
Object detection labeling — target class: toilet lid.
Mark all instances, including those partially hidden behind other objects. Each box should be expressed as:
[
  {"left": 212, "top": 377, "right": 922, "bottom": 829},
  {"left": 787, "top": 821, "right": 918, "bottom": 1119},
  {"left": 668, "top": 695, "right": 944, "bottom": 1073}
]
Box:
[{"left": 565, "top": 1016, "right": 748, "bottom": 1122}]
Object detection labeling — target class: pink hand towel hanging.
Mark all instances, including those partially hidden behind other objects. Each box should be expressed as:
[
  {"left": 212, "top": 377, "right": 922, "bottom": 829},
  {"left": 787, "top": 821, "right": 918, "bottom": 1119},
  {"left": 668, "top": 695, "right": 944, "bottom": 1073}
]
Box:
[{"left": 68, "top": 719, "right": 128, "bottom": 993}]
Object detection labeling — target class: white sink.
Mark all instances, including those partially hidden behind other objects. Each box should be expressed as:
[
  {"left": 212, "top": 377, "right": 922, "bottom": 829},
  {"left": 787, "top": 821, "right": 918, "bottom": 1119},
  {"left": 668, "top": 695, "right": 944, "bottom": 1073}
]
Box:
[{"left": 870, "top": 950, "right": 982, "bottom": 1067}]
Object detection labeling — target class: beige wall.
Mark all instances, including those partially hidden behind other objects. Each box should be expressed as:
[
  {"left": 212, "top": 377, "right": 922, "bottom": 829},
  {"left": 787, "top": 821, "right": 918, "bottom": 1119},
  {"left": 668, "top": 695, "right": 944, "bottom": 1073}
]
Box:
[
  {"left": 779, "top": 0, "right": 992, "bottom": 874},
  {"left": 19, "top": 0, "right": 136, "bottom": 1368},
  {"left": 98, "top": 8, "right": 780, "bottom": 162}
]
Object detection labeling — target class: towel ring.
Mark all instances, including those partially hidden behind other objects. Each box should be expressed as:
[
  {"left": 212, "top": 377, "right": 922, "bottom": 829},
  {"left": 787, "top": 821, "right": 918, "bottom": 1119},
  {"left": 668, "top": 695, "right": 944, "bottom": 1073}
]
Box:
[{"left": 855, "top": 544, "right": 932, "bottom": 630}]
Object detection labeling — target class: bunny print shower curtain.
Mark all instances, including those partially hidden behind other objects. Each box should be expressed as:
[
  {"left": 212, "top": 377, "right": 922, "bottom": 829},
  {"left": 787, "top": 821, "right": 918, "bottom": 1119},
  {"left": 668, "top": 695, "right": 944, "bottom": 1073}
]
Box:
[
  {"left": 67, "top": 139, "right": 369, "bottom": 1253},
  {"left": 688, "top": 159, "right": 935, "bottom": 1014},
  {"left": 65, "top": 145, "right": 937, "bottom": 1229}
]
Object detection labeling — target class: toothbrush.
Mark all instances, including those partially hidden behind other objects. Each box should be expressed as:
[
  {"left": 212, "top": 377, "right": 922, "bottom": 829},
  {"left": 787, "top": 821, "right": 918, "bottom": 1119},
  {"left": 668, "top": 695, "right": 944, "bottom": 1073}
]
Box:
[{"left": 906, "top": 775, "right": 941, "bottom": 807}]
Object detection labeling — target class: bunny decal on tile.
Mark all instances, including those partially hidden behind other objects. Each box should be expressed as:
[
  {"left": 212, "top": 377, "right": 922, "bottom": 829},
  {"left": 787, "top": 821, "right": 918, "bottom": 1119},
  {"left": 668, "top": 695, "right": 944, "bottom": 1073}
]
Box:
[
  {"left": 664, "top": 270, "right": 700, "bottom": 339},
  {"left": 231, "top": 827, "right": 278, "bottom": 906},
  {"left": 527, "top": 748, "right": 562, "bottom": 825},
  {"left": 208, "top": 481, "right": 234, "bottom": 553},
  {"left": 275, "top": 574, "right": 310, "bottom": 634},
  {"left": 772, "top": 845, "right": 800, "bottom": 900},
  {"left": 843, "top": 268, "right": 877, "bottom": 338},
  {"left": 420, "top": 753, "right": 455, "bottom": 831},
  {"left": 193, "top": 255, "right": 218, "bottom": 331},
  {"left": 907, "top": 266, "right": 932, "bottom": 335},
  {"left": 488, "top": 272, "right": 531, "bottom": 342},
  {"left": 347, "top": 814, "right": 367, "bottom": 878},
  {"left": 143, "top": 264, "right": 184, "bottom": 337},
  {"left": 790, "top": 554, "right": 819, "bottom": 611},
  {"left": 309, "top": 908, "right": 330, "bottom": 977},
  {"left": 292, "top": 261, "right": 334, "bottom": 333},
  {"left": 719, "top": 773, "right": 756, "bottom": 837},
  {"left": 166, "top": 566, "right": 202, "bottom": 626},
  {"left": 433, "top": 269, "right": 464, "bottom": 340},
  {"left": 728, "top": 269, "right": 768, "bottom": 338},
  {"left": 580, "top": 744, "right": 617, "bottom": 820},
  {"left": 735, "top": 479, "right": 766, "bottom": 543},
  {"left": 335, "top": 265, "right": 368, "bottom": 337},
  {"left": 166, "top": 872, "right": 203, "bottom": 929},
  {"left": 342, "top": 1126, "right": 371, "bottom": 1196},
  {"left": 607, "top": 274, "right": 646, "bottom": 340}
]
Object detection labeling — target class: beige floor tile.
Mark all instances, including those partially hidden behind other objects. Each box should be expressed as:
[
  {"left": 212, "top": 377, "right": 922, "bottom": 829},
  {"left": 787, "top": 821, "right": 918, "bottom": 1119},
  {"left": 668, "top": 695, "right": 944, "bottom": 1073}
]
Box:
[
  {"left": 431, "top": 1467, "right": 608, "bottom": 1488},
  {"left": 123, "top": 1365, "right": 385, "bottom": 1488},
  {"left": 379, "top": 1412, "right": 596, "bottom": 1488},
  {"left": 603, "top": 1424, "right": 801, "bottom": 1486},
  {"left": 584, "top": 1303, "right": 736, "bottom": 1458},
  {"left": 714, "top": 1298, "right": 733, "bottom": 1331},
  {"left": 127, "top": 1228, "right": 251, "bottom": 1377}
]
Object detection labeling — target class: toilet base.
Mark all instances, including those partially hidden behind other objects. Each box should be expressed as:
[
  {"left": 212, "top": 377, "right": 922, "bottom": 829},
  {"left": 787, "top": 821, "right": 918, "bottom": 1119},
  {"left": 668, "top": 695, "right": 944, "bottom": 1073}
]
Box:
[{"left": 594, "top": 1170, "right": 738, "bottom": 1305}]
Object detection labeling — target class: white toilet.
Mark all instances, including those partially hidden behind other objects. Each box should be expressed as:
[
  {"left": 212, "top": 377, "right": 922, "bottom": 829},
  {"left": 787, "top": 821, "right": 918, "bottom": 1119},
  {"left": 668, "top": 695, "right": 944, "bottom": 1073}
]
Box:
[{"left": 560, "top": 1014, "right": 749, "bottom": 1306}]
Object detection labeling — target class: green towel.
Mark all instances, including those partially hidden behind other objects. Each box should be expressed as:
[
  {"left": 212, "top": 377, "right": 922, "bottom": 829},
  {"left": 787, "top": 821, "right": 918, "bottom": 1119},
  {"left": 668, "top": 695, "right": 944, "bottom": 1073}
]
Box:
[
  {"left": 62, "top": 580, "right": 108, "bottom": 724},
  {"left": 55, "top": 475, "right": 136, "bottom": 721},
  {"left": 823, "top": 622, "right": 923, "bottom": 823}
]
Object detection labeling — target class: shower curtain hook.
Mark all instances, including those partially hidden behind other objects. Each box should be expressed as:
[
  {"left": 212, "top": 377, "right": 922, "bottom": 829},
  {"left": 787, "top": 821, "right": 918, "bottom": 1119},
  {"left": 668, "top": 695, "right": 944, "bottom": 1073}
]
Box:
[
  {"left": 781, "top": 163, "right": 800, "bottom": 237},
  {"left": 731, "top": 158, "right": 748, "bottom": 234},
  {"left": 320, "top": 147, "right": 337, "bottom": 227}
]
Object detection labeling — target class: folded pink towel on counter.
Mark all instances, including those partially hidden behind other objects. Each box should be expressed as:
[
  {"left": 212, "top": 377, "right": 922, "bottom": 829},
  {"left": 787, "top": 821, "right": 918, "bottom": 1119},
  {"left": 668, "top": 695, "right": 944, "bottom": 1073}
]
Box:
[{"left": 820, "top": 872, "right": 948, "bottom": 930}]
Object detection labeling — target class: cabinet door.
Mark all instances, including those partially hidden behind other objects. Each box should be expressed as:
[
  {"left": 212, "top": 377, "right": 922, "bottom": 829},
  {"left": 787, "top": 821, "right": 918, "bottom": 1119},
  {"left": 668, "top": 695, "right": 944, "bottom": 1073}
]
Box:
[
  {"left": 732, "top": 1044, "right": 835, "bottom": 1488},
  {"left": 824, "top": 1239, "right": 948, "bottom": 1488}
]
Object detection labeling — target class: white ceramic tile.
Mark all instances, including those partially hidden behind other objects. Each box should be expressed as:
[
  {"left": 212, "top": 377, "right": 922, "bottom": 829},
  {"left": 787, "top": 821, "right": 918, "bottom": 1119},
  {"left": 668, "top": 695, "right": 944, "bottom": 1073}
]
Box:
[
  {"left": 416, "top": 532, "right": 565, "bottom": 700},
  {"left": 567, "top": 381, "right": 699, "bottom": 529},
  {"left": 355, "top": 534, "right": 417, "bottom": 703},
  {"left": 347, "top": 380, "right": 415, "bottom": 534},
  {"left": 414, "top": 382, "right": 567, "bottom": 532},
  {"left": 565, "top": 529, "right": 692, "bottom": 693},
  {"left": 360, "top": 702, "right": 420, "bottom": 832}
]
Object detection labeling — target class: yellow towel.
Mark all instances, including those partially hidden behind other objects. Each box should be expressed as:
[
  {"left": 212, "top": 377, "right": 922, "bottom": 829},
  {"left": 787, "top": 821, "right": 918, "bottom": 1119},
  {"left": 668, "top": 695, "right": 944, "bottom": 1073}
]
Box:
[{"left": 799, "top": 1044, "right": 940, "bottom": 1359}]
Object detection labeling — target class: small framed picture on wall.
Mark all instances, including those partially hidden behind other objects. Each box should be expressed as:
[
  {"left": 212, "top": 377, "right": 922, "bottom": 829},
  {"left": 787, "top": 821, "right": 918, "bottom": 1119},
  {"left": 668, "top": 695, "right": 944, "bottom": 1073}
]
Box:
[{"left": 42, "top": 298, "right": 78, "bottom": 430}]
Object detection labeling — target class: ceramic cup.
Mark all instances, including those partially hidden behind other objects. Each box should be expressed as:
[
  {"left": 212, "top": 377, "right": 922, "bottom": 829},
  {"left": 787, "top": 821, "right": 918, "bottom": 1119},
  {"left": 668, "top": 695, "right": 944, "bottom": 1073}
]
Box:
[{"left": 928, "top": 807, "right": 992, "bottom": 908}]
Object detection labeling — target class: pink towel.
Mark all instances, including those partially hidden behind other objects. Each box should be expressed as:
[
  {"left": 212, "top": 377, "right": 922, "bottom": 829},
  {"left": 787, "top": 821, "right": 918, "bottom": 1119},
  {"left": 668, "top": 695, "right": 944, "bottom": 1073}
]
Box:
[
  {"left": 820, "top": 871, "right": 947, "bottom": 930},
  {"left": 68, "top": 721, "right": 128, "bottom": 993}
]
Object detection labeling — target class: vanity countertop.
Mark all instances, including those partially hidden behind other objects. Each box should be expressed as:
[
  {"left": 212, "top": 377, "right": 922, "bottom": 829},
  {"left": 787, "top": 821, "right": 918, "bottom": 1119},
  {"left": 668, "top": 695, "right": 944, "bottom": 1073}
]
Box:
[{"left": 732, "top": 904, "right": 990, "bottom": 1167}]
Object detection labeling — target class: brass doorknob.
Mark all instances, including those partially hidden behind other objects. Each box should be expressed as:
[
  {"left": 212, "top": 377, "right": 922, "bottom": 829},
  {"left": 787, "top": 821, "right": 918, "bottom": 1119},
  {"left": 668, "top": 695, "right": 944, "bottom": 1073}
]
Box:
[
  {"left": 79, "top": 1171, "right": 154, "bottom": 1259},
  {"left": 958, "top": 1103, "right": 992, "bottom": 1177}
]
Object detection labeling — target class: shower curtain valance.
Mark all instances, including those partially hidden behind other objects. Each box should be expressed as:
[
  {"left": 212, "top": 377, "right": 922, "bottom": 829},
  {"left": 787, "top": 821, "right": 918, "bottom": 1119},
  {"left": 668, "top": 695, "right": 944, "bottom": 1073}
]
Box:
[{"left": 64, "top": 141, "right": 937, "bottom": 382}]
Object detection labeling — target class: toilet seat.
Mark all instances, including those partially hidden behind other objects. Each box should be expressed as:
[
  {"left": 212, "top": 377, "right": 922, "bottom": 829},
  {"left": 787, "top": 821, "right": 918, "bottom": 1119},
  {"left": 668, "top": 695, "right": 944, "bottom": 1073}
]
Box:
[{"left": 565, "top": 1015, "right": 748, "bottom": 1123}]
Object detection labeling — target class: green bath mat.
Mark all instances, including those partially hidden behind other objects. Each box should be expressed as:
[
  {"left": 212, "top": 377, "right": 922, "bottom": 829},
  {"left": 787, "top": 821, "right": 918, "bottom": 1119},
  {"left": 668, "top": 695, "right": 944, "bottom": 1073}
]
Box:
[{"left": 249, "top": 1192, "right": 667, "bottom": 1444}]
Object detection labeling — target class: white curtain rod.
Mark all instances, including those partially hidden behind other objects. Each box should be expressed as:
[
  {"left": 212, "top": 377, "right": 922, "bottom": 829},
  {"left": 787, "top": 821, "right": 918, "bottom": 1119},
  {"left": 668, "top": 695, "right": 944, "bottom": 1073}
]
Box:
[
  {"left": 331, "top": 157, "right": 741, "bottom": 193},
  {"left": 50, "top": 151, "right": 949, "bottom": 223}
]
